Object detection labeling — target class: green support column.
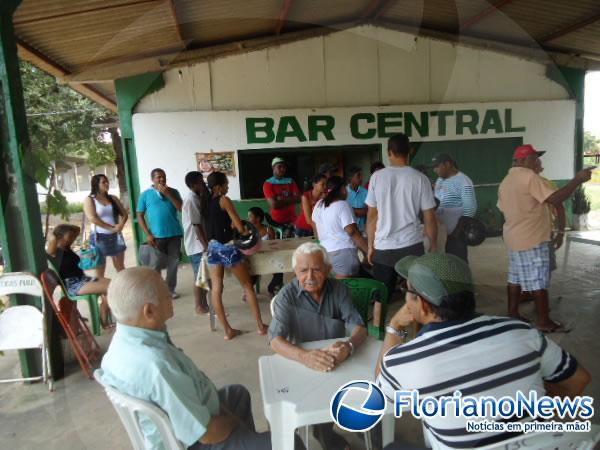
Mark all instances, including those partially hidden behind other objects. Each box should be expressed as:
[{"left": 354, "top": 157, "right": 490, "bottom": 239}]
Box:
[
  {"left": 547, "top": 65, "right": 586, "bottom": 172},
  {"left": 0, "top": 0, "right": 60, "bottom": 378},
  {"left": 114, "top": 73, "right": 164, "bottom": 262}
]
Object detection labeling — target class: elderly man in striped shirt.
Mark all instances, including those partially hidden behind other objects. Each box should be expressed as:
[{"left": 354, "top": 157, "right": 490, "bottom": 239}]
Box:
[
  {"left": 376, "top": 253, "right": 590, "bottom": 450},
  {"left": 430, "top": 153, "right": 477, "bottom": 262}
]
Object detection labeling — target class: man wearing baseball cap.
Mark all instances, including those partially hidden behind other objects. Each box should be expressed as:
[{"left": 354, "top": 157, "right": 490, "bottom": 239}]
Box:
[
  {"left": 430, "top": 153, "right": 477, "bottom": 262},
  {"left": 376, "top": 253, "right": 590, "bottom": 450},
  {"left": 497, "top": 144, "right": 592, "bottom": 332},
  {"left": 263, "top": 157, "right": 301, "bottom": 296}
]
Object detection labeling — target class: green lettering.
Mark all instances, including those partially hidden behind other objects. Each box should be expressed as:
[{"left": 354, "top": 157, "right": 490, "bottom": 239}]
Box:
[
  {"left": 456, "top": 109, "right": 479, "bottom": 135},
  {"left": 405, "top": 112, "right": 429, "bottom": 137},
  {"left": 275, "top": 116, "right": 307, "bottom": 143},
  {"left": 480, "top": 109, "right": 504, "bottom": 134},
  {"left": 377, "top": 112, "right": 403, "bottom": 138},
  {"left": 430, "top": 110, "right": 453, "bottom": 136},
  {"left": 505, "top": 109, "right": 526, "bottom": 132},
  {"left": 350, "top": 113, "right": 376, "bottom": 139},
  {"left": 308, "top": 115, "right": 335, "bottom": 141},
  {"left": 246, "top": 117, "right": 275, "bottom": 144}
]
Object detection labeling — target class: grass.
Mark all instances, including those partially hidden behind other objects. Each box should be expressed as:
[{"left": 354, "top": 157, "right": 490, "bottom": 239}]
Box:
[{"left": 39, "top": 202, "right": 83, "bottom": 215}]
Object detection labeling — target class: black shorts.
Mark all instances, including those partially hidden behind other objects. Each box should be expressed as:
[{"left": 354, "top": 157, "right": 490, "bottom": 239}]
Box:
[{"left": 372, "top": 243, "right": 425, "bottom": 296}]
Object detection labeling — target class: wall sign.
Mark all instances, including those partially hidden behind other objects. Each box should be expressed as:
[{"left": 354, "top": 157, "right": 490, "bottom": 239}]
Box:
[
  {"left": 196, "top": 151, "right": 236, "bottom": 177},
  {"left": 246, "top": 108, "right": 526, "bottom": 144}
]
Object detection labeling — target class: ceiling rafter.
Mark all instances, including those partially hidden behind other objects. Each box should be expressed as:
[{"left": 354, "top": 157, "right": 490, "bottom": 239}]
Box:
[
  {"left": 168, "top": 0, "right": 185, "bottom": 47},
  {"left": 16, "top": 39, "right": 117, "bottom": 112},
  {"left": 360, "top": 0, "right": 397, "bottom": 20},
  {"left": 539, "top": 11, "right": 600, "bottom": 43},
  {"left": 14, "top": 0, "right": 161, "bottom": 26},
  {"left": 459, "top": 0, "right": 515, "bottom": 32},
  {"left": 275, "top": 0, "right": 293, "bottom": 35}
]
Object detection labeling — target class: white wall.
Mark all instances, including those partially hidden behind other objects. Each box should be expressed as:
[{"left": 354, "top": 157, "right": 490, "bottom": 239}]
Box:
[
  {"left": 133, "top": 100, "right": 575, "bottom": 200},
  {"left": 136, "top": 25, "right": 569, "bottom": 113}
]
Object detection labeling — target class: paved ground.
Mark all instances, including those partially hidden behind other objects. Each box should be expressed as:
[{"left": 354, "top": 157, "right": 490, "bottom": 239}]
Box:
[{"left": 1, "top": 231, "right": 599, "bottom": 449}]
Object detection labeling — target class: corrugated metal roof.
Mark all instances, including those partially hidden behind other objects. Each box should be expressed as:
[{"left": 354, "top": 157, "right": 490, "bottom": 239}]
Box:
[{"left": 12, "top": 0, "right": 600, "bottom": 110}]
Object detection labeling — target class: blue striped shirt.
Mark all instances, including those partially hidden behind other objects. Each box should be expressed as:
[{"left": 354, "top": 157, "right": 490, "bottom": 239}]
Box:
[
  {"left": 434, "top": 172, "right": 477, "bottom": 217},
  {"left": 377, "top": 315, "right": 577, "bottom": 449}
]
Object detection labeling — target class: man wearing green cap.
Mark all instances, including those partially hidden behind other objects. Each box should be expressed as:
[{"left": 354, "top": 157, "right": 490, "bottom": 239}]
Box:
[
  {"left": 263, "top": 157, "right": 301, "bottom": 296},
  {"left": 375, "top": 253, "right": 590, "bottom": 450}
]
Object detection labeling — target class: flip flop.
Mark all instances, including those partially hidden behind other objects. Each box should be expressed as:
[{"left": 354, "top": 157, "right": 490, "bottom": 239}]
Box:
[
  {"left": 538, "top": 322, "right": 571, "bottom": 334},
  {"left": 510, "top": 316, "right": 531, "bottom": 324}
]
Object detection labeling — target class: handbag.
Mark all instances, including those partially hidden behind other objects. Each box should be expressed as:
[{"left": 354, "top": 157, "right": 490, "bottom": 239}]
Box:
[
  {"left": 78, "top": 242, "right": 102, "bottom": 270},
  {"left": 78, "top": 216, "right": 102, "bottom": 270}
]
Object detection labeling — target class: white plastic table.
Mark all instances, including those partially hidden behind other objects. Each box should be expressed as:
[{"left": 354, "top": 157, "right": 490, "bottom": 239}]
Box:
[
  {"left": 561, "top": 231, "right": 600, "bottom": 273},
  {"left": 259, "top": 337, "right": 395, "bottom": 450}
]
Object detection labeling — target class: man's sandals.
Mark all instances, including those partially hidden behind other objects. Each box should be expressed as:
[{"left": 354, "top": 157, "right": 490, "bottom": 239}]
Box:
[{"left": 537, "top": 321, "right": 572, "bottom": 334}]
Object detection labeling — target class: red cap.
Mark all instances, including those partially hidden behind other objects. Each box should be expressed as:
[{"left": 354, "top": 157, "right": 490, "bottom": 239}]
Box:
[{"left": 513, "top": 144, "right": 545, "bottom": 160}]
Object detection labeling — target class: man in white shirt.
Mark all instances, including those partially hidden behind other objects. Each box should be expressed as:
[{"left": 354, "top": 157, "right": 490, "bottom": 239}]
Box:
[
  {"left": 366, "top": 133, "right": 437, "bottom": 296},
  {"left": 182, "top": 171, "right": 209, "bottom": 315}
]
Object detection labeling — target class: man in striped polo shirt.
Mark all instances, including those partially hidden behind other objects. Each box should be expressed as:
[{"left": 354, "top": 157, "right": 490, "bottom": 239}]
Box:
[
  {"left": 430, "top": 153, "right": 477, "bottom": 262},
  {"left": 376, "top": 253, "right": 590, "bottom": 450}
]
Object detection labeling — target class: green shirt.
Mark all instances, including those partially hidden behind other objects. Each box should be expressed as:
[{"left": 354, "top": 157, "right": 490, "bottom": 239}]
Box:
[{"left": 100, "top": 324, "right": 219, "bottom": 449}]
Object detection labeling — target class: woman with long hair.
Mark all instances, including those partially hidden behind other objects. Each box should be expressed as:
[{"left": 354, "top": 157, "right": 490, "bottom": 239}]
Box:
[
  {"left": 47, "top": 224, "right": 112, "bottom": 329},
  {"left": 202, "top": 172, "right": 268, "bottom": 340},
  {"left": 83, "top": 174, "right": 128, "bottom": 278},
  {"left": 311, "top": 175, "right": 368, "bottom": 278},
  {"left": 294, "top": 173, "right": 327, "bottom": 237}
]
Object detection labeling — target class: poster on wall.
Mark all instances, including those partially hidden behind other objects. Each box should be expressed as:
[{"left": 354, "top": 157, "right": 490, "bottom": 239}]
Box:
[{"left": 196, "top": 151, "right": 236, "bottom": 177}]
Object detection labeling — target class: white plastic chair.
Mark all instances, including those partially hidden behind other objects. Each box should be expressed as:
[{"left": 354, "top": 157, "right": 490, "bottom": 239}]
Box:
[
  {"left": 0, "top": 272, "right": 52, "bottom": 391},
  {"left": 94, "top": 369, "right": 185, "bottom": 450},
  {"left": 423, "top": 423, "right": 600, "bottom": 450}
]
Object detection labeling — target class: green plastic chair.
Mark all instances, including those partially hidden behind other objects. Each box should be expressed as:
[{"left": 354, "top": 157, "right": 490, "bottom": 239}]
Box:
[
  {"left": 264, "top": 213, "right": 285, "bottom": 239},
  {"left": 46, "top": 260, "right": 104, "bottom": 336},
  {"left": 340, "top": 278, "right": 389, "bottom": 340}
]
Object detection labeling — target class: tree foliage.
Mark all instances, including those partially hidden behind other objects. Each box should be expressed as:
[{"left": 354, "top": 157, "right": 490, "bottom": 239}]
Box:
[
  {"left": 19, "top": 60, "right": 114, "bottom": 223},
  {"left": 584, "top": 130, "right": 600, "bottom": 154}
]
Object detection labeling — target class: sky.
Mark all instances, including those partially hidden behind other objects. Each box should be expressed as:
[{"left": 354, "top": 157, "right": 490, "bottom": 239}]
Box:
[{"left": 585, "top": 71, "right": 600, "bottom": 138}]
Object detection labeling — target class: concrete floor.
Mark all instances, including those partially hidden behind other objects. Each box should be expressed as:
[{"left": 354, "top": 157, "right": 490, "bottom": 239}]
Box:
[{"left": 0, "top": 236, "right": 599, "bottom": 450}]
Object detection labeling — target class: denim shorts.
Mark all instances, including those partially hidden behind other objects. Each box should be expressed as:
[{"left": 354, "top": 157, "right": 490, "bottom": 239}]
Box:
[
  {"left": 329, "top": 248, "right": 360, "bottom": 276},
  {"left": 91, "top": 232, "right": 126, "bottom": 258},
  {"left": 207, "top": 240, "right": 244, "bottom": 268},
  {"left": 294, "top": 226, "right": 314, "bottom": 238},
  {"left": 64, "top": 276, "right": 94, "bottom": 296}
]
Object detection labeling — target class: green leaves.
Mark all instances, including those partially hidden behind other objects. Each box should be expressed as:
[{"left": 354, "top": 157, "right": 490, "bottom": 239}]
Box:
[
  {"left": 45, "top": 190, "right": 70, "bottom": 220},
  {"left": 19, "top": 60, "right": 115, "bottom": 220}
]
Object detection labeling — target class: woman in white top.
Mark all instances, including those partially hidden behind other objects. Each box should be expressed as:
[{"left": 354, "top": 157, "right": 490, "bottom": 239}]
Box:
[
  {"left": 83, "top": 174, "right": 128, "bottom": 278},
  {"left": 312, "top": 176, "right": 368, "bottom": 278}
]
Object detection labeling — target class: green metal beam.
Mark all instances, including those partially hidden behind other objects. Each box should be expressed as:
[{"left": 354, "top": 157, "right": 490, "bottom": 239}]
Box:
[
  {"left": 546, "top": 65, "right": 586, "bottom": 172},
  {"left": 0, "top": 0, "right": 62, "bottom": 378},
  {"left": 114, "top": 73, "right": 165, "bottom": 262}
]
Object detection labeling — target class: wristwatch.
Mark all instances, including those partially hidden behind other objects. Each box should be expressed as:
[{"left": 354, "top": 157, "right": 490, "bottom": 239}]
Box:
[
  {"left": 346, "top": 340, "right": 355, "bottom": 356},
  {"left": 386, "top": 325, "right": 409, "bottom": 339}
]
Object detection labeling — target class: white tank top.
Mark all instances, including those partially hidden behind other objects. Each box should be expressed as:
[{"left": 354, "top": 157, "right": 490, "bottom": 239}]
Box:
[{"left": 92, "top": 197, "right": 117, "bottom": 234}]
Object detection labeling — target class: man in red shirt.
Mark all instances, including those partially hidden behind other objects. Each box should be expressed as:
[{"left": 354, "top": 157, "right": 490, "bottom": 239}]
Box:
[{"left": 263, "top": 157, "right": 301, "bottom": 295}]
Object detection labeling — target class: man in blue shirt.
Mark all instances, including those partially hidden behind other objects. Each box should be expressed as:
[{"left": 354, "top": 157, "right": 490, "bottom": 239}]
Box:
[
  {"left": 346, "top": 166, "right": 368, "bottom": 233},
  {"left": 101, "top": 267, "right": 291, "bottom": 450},
  {"left": 137, "top": 168, "right": 183, "bottom": 298}
]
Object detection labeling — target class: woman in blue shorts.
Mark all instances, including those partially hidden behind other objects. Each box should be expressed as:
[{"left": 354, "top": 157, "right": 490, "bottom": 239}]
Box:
[
  {"left": 202, "top": 172, "right": 268, "bottom": 340},
  {"left": 47, "top": 224, "right": 113, "bottom": 329},
  {"left": 83, "top": 174, "right": 128, "bottom": 279}
]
